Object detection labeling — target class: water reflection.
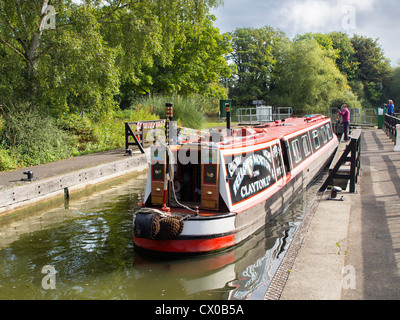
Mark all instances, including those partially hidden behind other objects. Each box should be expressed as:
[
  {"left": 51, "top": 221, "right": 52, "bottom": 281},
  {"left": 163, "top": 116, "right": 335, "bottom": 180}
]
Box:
[{"left": 0, "top": 172, "right": 323, "bottom": 300}]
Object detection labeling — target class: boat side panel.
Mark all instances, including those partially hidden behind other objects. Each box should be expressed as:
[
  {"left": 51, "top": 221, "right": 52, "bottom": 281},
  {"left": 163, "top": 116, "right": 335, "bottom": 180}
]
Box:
[
  {"left": 181, "top": 215, "right": 236, "bottom": 237},
  {"left": 233, "top": 173, "right": 302, "bottom": 244},
  {"left": 232, "top": 140, "right": 336, "bottom": 244}
]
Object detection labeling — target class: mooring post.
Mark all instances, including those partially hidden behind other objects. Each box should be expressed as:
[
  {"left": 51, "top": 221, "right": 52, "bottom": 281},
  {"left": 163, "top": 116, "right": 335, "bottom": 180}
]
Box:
[{"left": 394, "top": 124, "right": 400, "bottom": 151}]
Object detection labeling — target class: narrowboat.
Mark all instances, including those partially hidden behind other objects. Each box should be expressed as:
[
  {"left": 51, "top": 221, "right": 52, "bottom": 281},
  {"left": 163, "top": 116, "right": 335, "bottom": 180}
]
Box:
[{"left": 133, "top": 115, "right": 338, "bottom": 254}]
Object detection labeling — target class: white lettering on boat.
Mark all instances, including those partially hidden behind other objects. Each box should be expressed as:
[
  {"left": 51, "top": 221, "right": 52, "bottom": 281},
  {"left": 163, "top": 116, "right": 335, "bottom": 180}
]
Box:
[{"left": 228, "top": 148, "right": 275, "bottom": 200}]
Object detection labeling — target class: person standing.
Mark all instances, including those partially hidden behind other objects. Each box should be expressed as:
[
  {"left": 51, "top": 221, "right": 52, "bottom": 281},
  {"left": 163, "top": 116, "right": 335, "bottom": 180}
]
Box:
[
  {"left": 338, "top": 104, "right": 350, "bottom": 141},
  {"left": 385, "top": 100, "right": 395, "bottom": 116}
]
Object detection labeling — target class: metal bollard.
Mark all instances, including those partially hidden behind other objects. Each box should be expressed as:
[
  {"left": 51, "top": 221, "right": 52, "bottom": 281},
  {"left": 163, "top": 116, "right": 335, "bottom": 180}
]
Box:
[
  {"left": 21, "top": 170, "right": 35, "bottom": 181},
  {"left": 394, "top": 124, "right": 400, "bottom": 151}
]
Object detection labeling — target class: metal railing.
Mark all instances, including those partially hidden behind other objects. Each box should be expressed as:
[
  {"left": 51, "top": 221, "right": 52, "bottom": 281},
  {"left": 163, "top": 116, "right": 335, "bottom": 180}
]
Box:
[
  {"left": 125, "top": 120, "right": 166, "bottom": 154},
  {"left": 236, "top": 106, "right": 293, "bottom": 124},
  {"left": 329, "top": 108, "right": 378, "bottom": 126},
  {"left": 319, "top": 128, "right": 362, "bottom": 194},
  {"left": 383, "top": 114, "right": 400, "bottom": 143}
]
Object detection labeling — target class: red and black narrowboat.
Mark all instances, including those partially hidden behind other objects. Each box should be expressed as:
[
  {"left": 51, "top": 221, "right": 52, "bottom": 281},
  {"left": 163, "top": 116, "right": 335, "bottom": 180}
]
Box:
[{"left": 133, "top": 115, "right": 338, "bottom": 254}]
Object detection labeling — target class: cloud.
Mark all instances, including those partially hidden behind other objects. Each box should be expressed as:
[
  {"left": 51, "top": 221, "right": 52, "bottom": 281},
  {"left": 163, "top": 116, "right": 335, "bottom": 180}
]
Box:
[
  {"left": 276, "top": 0, "right": 377, "bottom": 36},
  {"left": 211, "top": 0, "right": 400, "bottom": 65}
]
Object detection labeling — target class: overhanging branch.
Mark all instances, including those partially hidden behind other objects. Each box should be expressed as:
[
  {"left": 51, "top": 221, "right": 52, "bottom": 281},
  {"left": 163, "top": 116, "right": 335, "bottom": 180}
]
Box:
[{"left": 0, "top": 38, "right": 28, "bottom": 63}]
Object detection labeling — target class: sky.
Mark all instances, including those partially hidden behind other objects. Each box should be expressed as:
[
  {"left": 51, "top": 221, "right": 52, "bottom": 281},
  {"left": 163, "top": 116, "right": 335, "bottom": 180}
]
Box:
[{"left": 210, "top": 0, "right": 400, "bottom": 66}]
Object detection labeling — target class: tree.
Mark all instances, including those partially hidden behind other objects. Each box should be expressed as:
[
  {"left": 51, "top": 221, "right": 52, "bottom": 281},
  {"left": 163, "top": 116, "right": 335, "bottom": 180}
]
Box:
[
  {"left": 351, "top": 35, "right": 391, "bottom": 105},
  {"left": 228, "top": 26, "right": 287, "bottom": 106},
  {"left": 388, "top": 67, "right": 400, "bottom": 110},
  {"left": 133, "top": 14, "right": 232, "bottom": 99},
  {"left": 328, "top": 32, "right": 359, "bottom": 81},
  {"left": 269, "top": 39, "right": 355, "bottom": 115},
  {"left": 38, "top": 5, "right": 120, "bottom": 119},
  {"left": 0, "top": 0, "right": 224, "bottom": 118},
  {"left": 0, "top": 0, "right": 61, "bottom": 97},
  {"left": 294, "top": 32, "right": 338, "bottom": 60},
  {"left": 0, "top": 1, "right": 121, "bottom": 117}
]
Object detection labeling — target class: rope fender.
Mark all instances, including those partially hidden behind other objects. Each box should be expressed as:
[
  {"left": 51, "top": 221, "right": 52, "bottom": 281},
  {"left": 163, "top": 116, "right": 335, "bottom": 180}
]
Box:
[{"left": 134, "top": 208, "right": 185, "bottom": 240}]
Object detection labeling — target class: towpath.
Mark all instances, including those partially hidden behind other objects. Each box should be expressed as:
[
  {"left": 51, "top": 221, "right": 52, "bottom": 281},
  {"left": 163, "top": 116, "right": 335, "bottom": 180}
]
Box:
[
  {"left": 265, "top": 128, "right": 400, "bottom": 300},
  {"left": 0, "top": 148, "right": 138, "bottom": 190}
]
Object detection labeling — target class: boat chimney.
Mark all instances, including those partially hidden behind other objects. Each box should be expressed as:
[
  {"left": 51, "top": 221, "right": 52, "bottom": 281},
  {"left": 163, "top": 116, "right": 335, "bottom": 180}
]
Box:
[
  {"left": 226, "top": 103, "right": 231, "bottom": 135},
  {"left": 165, "top": 102, "right": 174, "bottom": 145},
  {"left": 166, "top": 102, "right": 173, "bottom": 121}
]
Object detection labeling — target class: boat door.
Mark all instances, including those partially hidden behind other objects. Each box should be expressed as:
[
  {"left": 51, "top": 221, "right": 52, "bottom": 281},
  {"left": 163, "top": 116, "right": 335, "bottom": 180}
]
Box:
[
  {"left": 150, "top": 146, "right": 166, "bottom": 206},
  {"left": 201, "top": 148, "right": 220, "bottom": 211},
  {"left": 280, "top": 139, "right": 292, "bottom": 181}
]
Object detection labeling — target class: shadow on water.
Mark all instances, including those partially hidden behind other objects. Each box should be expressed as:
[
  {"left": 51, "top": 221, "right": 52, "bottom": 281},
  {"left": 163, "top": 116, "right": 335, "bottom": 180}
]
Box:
[{"left": 0, "top": 171, "right": 325, "bottom": 300}]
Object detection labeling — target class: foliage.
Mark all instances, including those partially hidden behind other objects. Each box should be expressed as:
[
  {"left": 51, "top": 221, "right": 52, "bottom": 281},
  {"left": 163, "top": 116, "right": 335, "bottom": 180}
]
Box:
[
  {"left": 269, "top": 39, "right": 352, "bottom": 115},
  {"left": 387, "top": 67, "right": 400, "bottom": 110},
  {"left": 351, "top": 35, "right": 391, "bottom": 105},
  {"left": 0, "top": 148, "right": 18, "bottom": 172},
  {"left": 57, "top": 113, "right": 99, "bottom": 151},
  {"left": 228, "top": 27, "right": 288, "bottom": 106},
  {"left": 133, "top": 94, "right": 206, "bottom": 129},
  {"left": 0, "top": 0, "right": 226, "bottom": 118},
  {"left": 227, "top": 28, "right": 393, "bottom": 110},
  {"left": 38, "top": 6, "right": 121, "bottom": 120},
  {"left": 294, "top": 32, "right": 338, "bottom": 60},
  {"left": 328, "top": 32, "right": 359, "bottom": 81},
  {"left": 77, "top": 116, "right": 125, "bottom": 155},
  {"left": 136, "top": 14, "right": 232, "bottom": 99},
  {"left": 0, "top": 102, "right": 73, "bottom": 167}
]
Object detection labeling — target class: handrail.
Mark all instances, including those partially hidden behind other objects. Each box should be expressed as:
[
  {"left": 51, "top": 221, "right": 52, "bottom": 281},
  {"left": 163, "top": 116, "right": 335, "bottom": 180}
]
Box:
[
  {"left": 329, "top": 108, "right": 377, "bottom": 126},
  {"left": 319, "top": 129, "right": 362, "bottom": 194},
  {"left": 236, "top": 106, "right": 293, "bottom": 124},
  {"left": 125, "top": 119, "right": 166, "bottom": 154},
  {"left": 383, "top": 114, "right": 400, "bottom": 143}
]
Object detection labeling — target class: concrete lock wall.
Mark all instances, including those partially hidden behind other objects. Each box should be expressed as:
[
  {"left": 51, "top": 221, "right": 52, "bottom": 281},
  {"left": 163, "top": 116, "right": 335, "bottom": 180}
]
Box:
[{"left": 0, "top": 154, "right": 148, "bottom": 215}]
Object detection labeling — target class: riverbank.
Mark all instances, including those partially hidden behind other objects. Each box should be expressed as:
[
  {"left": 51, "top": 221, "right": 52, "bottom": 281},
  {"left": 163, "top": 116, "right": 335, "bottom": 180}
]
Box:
[{"left": 0, "top": 148, "right": 148, "bottom": 216}]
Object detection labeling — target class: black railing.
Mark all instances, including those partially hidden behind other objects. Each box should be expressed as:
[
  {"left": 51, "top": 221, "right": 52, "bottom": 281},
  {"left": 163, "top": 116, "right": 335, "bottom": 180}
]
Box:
[
  {"left": 383, "top": 114, "right": 400, "bottom": 142},
  {"left": 319, "top": 129, "right": 362, "bottom": 194},
  {"left": 125, "top": 120, "right": 166, "bottom": 154}
]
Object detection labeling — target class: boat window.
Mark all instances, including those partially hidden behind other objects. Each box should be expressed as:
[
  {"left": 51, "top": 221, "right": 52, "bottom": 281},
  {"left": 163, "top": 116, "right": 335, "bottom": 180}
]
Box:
[
  {"left": 302, "top": 135, "right": 311, "bottom": 157},
  {"left": 321, "top": 126, "right": 327, "bottom": 143},
  {"left": 291, "top": 140, "right": 302, "bottom": 163},
  {"left": 312, "top": 130, "right": 320, "bottom": 150},
  {"left": 326, "top": 124, "right": 333, "bottom": 140}
]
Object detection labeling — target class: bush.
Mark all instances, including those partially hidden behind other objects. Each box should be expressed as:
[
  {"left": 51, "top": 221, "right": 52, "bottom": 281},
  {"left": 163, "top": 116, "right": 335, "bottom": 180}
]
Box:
[
  {"left": 57, "top": 113, "right": 100, "bottom": 153},
  {"left": 128, "top": 104, "right": 159, "bottom": 122},
  {"left": 0, "top": 148, "right": 18, "bottom": 171},
  {"left": 133, "top": 94, "right": 206, "bottom": 129},
  {"left": 85, "top": 116, "right": 125, "bottom": 153},
  {"left": 0, "top": 102, "right": 74, "bottom": 167},
  {"left": 330, "top": 90, "right": 362, "bottom": 111}
]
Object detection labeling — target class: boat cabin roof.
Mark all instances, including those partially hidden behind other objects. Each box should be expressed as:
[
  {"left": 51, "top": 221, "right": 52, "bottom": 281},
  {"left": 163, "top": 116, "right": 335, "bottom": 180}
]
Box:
[{"left": 178, "top": 115, "right": 331, "bottom": 150}]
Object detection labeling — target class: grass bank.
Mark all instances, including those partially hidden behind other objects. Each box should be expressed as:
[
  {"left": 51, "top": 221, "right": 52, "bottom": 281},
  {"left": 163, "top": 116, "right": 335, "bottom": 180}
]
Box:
[{"left": 0, "top": 95, "right": 223, "bottom": 172}]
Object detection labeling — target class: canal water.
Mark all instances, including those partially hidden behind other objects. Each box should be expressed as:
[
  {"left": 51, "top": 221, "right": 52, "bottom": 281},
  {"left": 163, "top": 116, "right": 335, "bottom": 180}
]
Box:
[{"left": 0, "top": 172, "right": 324, "bottom": 300}]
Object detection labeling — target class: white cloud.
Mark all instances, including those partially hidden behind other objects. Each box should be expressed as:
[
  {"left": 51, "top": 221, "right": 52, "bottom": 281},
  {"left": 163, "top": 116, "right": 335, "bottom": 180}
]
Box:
[
  {"left": 212, "top": 0, "right": 400, "bottom": 65},
  {"left": 276, "top": 0, "right": 377, "bottom": 36}
]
